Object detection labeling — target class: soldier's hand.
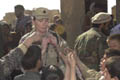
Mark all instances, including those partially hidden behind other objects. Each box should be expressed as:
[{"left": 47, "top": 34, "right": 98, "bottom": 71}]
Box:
[
  {"left": 41, "top": 37, "right": 51, "bottom": 54},
  {"left": 48, "top": 34, "right": 57, "bottom": 47},
  {"left": 41, "top": 33, "right": 57, "bottom": 54}
]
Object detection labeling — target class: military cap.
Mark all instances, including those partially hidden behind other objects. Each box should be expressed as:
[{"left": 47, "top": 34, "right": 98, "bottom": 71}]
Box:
[
  {"left": 32, "top": 7, "right": 49, "bottom": 20},
  {"left": 91, "top": 12, "right": 112, "bottom": 24}
]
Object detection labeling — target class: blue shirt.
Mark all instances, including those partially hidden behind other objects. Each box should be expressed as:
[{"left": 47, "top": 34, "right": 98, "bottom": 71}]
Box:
[{"left": 110, "top": 24, "right": 120, "bottom": 35}]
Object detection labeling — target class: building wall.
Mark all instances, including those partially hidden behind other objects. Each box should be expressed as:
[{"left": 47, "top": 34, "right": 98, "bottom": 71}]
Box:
[
  {"left": 3, "top": 9, "right": 60, "bottom": 27},
  {"left": 112, "top": 6, "right": 116, "bottom": 22}
]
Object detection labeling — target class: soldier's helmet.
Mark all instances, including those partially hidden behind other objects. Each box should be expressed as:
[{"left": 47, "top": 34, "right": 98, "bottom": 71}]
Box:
[
  {"left": 32, "top": 7, "right": 49, "bottom": 20},
  {"left": 91, "top": 12, "right": 112, "bottom": 24}
]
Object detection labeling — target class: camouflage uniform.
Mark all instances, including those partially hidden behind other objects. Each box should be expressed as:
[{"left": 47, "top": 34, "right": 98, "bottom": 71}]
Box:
[
  {"left": 74, "top": 27, "right": 108, "bottom": 70},
  {"left": 77, "top": 56, "right": 102, "bottom": 80},
  {"left": 0, "top": 44, "right": 26, "bottom": 80},
  {"left": 86, "top": 69, "right": 101, "bottom": 80},
  {"left": 20, "top": 30, "right": 67, "bottom": 70}
]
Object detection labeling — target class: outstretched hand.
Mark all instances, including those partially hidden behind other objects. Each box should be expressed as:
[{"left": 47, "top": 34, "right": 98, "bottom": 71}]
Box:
[
  {"left": 47, "top": 33, "right": 57, "bottom": 46},
  {"left": 23, "top": 31, "right": 42, "bottom": 48},
  {"left": 41, "top": 33, "right": 57, "bottom": 54},
  {"left": 67, "top": 51, "right": 76, "bottom": 68},
  {"left": 59, "top": 48, "right": 76, "bottom": 68},
  {"left": 59, "top": 48, "right": 77, "bottom": 80}
]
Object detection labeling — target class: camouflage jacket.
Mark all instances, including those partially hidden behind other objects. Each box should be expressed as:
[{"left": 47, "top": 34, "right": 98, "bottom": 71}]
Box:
[
  {"left": 86, "top": 69, "right": 102, "bottom": 80},
  {"left": 0, "top": 47, "right": 24, "bottom": 80},
  {"left": 20, "top": 30, "right": 67, "bottom": 70},
  {"left": 14, "top": 71, "right": 41, "bottom": 80},
  {"left": 77, "top": 57, "right": 102, "bottom": 80},
  {"left": 74, "top": 27, "right": 108, "bottom": 70}
]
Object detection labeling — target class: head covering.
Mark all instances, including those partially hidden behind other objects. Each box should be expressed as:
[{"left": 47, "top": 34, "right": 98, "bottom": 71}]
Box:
[
  {"left": 110, "top": 24, "right": 120, "bottom": 35},
  {"left": 0, "top": 21, "right": 8, "bottom": 27},
  {"left": 91, "top": 12, "right": 112, "bottom": 24},
  {"left": 32, "top": 7, "right": 49, "bottom": 20}
]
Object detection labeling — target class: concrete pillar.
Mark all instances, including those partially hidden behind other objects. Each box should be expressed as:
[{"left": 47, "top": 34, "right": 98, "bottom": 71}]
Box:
[
  {"left": 116, "top": 0, "right": 120, "bottom": 24},
  {"left": 61, "top": 0, "right": 85, "bottom": 48}
]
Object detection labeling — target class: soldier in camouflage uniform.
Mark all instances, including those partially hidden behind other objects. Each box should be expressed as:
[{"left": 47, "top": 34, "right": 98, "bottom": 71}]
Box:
[
  {"left": 19, "top": 8, "right": 67, "bottom": 70},
  {"left": 74, "top": 12, "right": 112, "bottom": 71},
  {"left": 0, "top": 32, "right": 42, "bottom": 80}
]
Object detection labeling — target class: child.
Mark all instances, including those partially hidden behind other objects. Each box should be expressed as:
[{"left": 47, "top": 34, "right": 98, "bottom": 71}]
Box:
[{"left": 107, "top": 34, "right": 120, "bottom": 50}]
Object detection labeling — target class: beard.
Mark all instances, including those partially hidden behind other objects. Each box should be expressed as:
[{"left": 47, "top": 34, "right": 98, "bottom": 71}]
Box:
[{"left": 101, "top": 27, "right": 110, "bottom": 36}]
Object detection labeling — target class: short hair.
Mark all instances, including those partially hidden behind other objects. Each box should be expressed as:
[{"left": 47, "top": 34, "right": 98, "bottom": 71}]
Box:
[
  {"left": 107, "top": 34, "right": 120, "bottom": 42},
  {"left": 105, "top": 56, "right": 120, "bottom": 79},
  {"left": 41, "top": 65, "right": 64, "bottom": 80},
  {"left": 21, "top": 44, "right": 42, "bottom": 70},
  {"left": 105, "top": 48, "right": 120, "bottom": 58},
  {"left": 14, "top": 4, "right": 24, "bottom": 11}
]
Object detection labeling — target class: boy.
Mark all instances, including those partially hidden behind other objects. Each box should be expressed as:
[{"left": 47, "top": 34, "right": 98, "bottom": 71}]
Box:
[{"left": 107, "top": 34, "right": 120, "bottom": 50}]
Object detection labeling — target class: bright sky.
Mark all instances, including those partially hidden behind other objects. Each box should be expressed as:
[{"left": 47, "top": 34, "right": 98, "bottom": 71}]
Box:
[
  {"left": 0, "top": 0, "right": 116, "bottom": 20},
  {"left": 108, "top": 0, "right": 116, "bottom": 13},
  {"left": 0, "top": 0, "right": 60, "bottom": 20}
]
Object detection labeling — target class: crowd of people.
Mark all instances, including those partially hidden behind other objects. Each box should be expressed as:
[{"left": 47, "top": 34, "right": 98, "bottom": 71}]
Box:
[{"left": 0, "top": 4, "right": 120, "bottom": 80}]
